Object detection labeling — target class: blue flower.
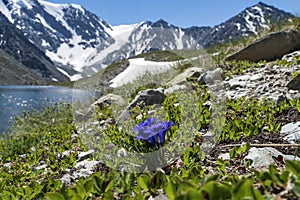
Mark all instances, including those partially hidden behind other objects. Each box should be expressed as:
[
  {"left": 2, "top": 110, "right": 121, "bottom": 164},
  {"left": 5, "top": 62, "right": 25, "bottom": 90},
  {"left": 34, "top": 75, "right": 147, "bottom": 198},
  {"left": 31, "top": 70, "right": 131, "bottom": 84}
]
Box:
[{"left": 133, "top": 118, "right": 174, "bottom": 145}]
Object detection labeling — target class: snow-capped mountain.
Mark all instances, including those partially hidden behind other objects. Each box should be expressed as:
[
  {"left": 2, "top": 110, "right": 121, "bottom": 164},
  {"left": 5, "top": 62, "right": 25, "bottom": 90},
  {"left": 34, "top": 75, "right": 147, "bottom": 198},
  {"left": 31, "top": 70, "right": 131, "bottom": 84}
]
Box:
[
  {"left": 0, "top": 0, "right": 114, "bottom": 80},
  {"left": 184, "top": 2, "right": 294, "bottom": 47},
  {"left": 0, "top": 0, "right": 295, "bottom": 82},
  {"left": 0, "top": 11, "right": 69, "bottom": 83},
  {"left": 86, "top": 19, "right": 198, "bottom": 69}
]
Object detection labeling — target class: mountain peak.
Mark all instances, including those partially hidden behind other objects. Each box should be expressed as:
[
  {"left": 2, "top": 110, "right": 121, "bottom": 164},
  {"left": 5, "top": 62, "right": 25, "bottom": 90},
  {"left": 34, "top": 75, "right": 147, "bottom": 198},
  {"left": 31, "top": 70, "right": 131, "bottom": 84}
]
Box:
[
  {"left": 151, "top": 19, "right": 177, "bottom": 29},
  {"left": 257, "top": 1, "right": 269, "bottom": 7}
]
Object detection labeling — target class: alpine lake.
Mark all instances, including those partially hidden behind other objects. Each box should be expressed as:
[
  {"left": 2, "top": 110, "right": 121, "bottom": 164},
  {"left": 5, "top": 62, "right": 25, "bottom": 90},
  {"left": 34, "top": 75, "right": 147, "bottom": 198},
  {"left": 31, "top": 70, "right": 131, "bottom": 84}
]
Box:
[{"left": 0, "top": 85, "right": 95, "bottom": 134}]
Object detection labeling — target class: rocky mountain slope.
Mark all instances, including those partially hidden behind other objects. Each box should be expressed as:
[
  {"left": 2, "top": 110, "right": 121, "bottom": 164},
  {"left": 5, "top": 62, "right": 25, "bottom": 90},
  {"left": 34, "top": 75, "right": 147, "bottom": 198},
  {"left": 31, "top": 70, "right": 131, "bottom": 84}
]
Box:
[
  {"left": 0, "top": 0, "right": 295, "bottom": 83},
  {"left": 0, "top": 12, "right": 69, "bottom": 83},
  {"left": 0, "top": 48, "right": 45, "bottom": 84},
  {"left": 184, "top": 2, "right": 294, "bottom": 47}
]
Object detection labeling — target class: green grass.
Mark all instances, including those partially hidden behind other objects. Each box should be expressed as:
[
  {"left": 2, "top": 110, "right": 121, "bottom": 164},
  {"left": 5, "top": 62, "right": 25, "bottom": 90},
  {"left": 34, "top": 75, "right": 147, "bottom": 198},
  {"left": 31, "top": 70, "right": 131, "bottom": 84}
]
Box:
[{"left": 0, "top": 103, "right": 85, "bottom": 197}]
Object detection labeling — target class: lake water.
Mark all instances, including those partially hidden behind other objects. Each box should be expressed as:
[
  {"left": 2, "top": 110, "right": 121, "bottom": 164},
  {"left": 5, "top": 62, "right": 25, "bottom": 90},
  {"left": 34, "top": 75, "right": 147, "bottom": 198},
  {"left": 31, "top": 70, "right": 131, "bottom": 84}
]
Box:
[{"left": 0, "top": 85, "right": 95, "bottom": 133}]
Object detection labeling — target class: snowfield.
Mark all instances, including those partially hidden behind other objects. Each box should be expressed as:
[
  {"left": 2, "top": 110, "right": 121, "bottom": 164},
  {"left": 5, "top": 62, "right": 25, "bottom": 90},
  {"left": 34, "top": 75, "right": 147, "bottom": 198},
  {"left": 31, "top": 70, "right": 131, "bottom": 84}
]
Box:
[{"left": 110, "top": 58, "right": 176, "bottom": 88}]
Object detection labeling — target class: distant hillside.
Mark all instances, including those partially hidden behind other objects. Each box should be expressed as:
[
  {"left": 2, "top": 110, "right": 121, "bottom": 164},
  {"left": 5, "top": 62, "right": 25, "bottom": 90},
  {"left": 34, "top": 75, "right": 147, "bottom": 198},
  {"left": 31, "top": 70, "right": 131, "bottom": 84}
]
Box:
[{"left": 0, "top": 49, "right": 45, "bottom": 84}]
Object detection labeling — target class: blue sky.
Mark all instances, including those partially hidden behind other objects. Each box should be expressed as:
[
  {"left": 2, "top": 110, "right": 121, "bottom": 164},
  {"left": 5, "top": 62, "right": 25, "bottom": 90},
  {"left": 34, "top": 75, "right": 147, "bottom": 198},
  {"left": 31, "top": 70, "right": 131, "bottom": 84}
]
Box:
[{"left": 47, "top": 0, "right": 300, "bottom": 27}]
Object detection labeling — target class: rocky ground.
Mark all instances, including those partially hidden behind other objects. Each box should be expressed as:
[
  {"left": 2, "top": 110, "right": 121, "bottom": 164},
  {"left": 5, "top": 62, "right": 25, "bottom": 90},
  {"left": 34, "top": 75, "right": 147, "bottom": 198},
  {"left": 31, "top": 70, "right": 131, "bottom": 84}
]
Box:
[{"left": 59, "top": 50, "right": 300, "bottom": 193}]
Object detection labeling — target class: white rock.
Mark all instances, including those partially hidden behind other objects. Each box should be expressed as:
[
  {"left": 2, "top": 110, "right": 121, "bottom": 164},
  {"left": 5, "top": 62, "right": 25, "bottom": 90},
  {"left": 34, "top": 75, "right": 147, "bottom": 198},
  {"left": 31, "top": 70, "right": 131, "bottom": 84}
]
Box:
[
  {"left": 58, "top": 150, "right": 75, "bottom": 159},
  {"left": 30, "top": 147, "right": 36, "bottom": 152},
  {"left": 250, "top": 74, "right": 263, "bottom": 81},
  {"left": 35, "top": 164, "right": 48, "bottom": 171},
  {"left": 117, "top": 148, "right": 127, "bottom": 157},
  {"left": 75, "top": 160, "right": 100, "bottom": 171},
  {"left": 227, "top": 79, "right": 247, "bottom": 89},
  {"left": 78, "top": 149, "right": 95, "bottom": 161},
  {"left": 245, "top": 147, "right": 282, "bottom": 168},
  {"left": 198, "top": 68, "right": 225, "bottom": 84},
  {"left": 280, "top": 122, "right": 300, "bottom": 144},
  {"left": 164, "top": 84, "right": 187, "bottom": 95},
  {"left": 218, "top": 153, "right": 230, "bottom": 160},
  {"left": 245, "top": 147, "right": 300, "bottom": 168},
  {"left": 60, "top": 174, "right": 72, "bottom": 184},
  {"left": 168, "top": 67, "right": 204, "bottom": 85},
  {"left": 3, "top": 162, "right": 12, "bottom": 168},
  {"left": 19, "top": 154, "right": 27, "bottom": 158}
]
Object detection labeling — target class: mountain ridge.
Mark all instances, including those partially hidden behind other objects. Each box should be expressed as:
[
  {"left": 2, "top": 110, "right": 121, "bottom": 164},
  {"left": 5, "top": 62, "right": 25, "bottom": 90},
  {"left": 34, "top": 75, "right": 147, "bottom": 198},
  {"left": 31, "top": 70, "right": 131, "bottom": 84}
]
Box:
[{"left": 0, "top": 0, "right": 296, "bottom": 84}]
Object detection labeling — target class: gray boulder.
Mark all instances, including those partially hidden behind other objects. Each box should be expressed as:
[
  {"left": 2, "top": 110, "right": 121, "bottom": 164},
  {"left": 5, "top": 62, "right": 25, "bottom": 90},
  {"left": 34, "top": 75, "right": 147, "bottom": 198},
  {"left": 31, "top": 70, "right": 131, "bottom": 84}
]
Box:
[
  {"left": 245, "top": 147, "right": 300, "bottom": 168},
  {"left": 164, "top": 84, "right": 187, "bottom": 95},
  {"left": 118, "top": 88, "right": 166, "bottom": 123},
  {"left": 76, "top": 94, "right": 124, "bottom": 121},
  {"left": 198, "top": 68, "right": 225, "bottom": 85},
  {"left": 91, "top": 94, "right": 125, "bottom": 108},
  {"left": 287, "top": 74, "right": 300, "bottom": 90},
  {"left": 226, "top": 30, "right": 300, "bottom": 62},
  {"left": 168, "top": 67, "right": 205, "bottom": 85},
  {"left": 127, "top": 88, "right": 166, "bottom": 110}
]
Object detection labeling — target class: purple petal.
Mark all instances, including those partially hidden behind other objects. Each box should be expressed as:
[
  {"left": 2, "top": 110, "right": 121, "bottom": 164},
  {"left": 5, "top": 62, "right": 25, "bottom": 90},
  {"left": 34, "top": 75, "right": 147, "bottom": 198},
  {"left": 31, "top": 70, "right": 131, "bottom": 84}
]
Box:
[{"left": 134, "top": 118, "right": 175, "bottom": 144}]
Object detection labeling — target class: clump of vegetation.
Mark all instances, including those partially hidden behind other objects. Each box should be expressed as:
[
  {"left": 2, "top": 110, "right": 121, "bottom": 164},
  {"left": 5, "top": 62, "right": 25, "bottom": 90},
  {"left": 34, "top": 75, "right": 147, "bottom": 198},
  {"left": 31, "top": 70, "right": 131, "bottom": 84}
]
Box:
[{"left": 0, "top": 103, "right": 85, "bottom": 198}]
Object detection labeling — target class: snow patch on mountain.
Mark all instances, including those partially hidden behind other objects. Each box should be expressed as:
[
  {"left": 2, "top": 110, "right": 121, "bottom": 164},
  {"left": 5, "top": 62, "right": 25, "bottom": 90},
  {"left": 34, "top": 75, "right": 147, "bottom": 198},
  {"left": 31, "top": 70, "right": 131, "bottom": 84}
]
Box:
[
  {"left": 245, "top": 10, "right": 257, "bottom": 34},
  {"left": 0, "top": 0, "right": 13, "bottom": 22},
  {"left": 244, "top": 5, "right": 271, "bottom": 34},
  {"left": 85, "top": 23, "right": 140, "bottom": 68},
  {"left": 57, "top": 67, "right": 82, "bottom": 81},
  {"left": 110, "top": 58, "right": 176, "bottom": 88},
  {"left": 45, "top": 34, "right": 97, "bottom": 72},
  {"left": 174, "top": 29, "right": 185, "bottom": 49},
  {"left": 108, "top": 23, "right": 140, "bottom": 38},
  {"left": 252, "top": 6, "right": 269, "bottom": 29},
  {"left": 8, "top": 0, "right": 34, "bottom": 15}
]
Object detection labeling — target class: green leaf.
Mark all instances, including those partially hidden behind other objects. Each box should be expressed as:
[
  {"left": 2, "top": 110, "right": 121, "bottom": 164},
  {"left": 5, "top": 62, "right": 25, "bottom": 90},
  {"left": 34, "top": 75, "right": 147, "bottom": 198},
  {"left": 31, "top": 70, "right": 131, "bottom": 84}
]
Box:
[
  {"left": 105, "top": 180, "right": 114, "bottom": 192},
  {"left": 165, "top": 181, "right": 176, "bottom": 200},
  {"left": 286, "top": 160, "right": 300, "bottom": 178},
  {"left": 204, "top": 174, "right": 221, "bottom": 184},
  {"left": 233, "top": 179, "right": 264, "bottom": 200},
  {"left": 103, "top": 192, "right": 114, "bottom": 200},
  {"left": 229, "top": 147, "right": 237, "bottom": 159},
  {"left": 93, "top": 175, "right": 105, "bottom": 193},
  {"left": 203, "top": 181, "right": 232, "bottom": 199},
  {"left": 68, "top": 194, "right": 82, "bottom": 200},
  {"left": 137, "top": 175, "right": 150, "bottom": 191},
  {"left": 218, "top": 185, "right": 232, "bottom": 199},
  {"left": 175, "top": 190, "right": 203, "bottom": 200},
  {"left": 201, "top": 181, "right": 222, "bottom": 200},
  {"left": 45, "top": 193, "right": 65, "bottom": 200},
  {"left": 83, "top": 180, "right": 93, "bottom": 193},
  {"left": 179, "top": 181, "right": 196, "bottom": 191},
  {"left": 74, "top": 185, "right": 86, "bottom": 197},
  {"left": 293, "top": 181, "right": 300, "bottom": 197},
  {"left": 279, "top": 170, "right": 290, "bottom": 184},
  {"left": 2, "top": 191, "right": 17, "bottom": 200}
]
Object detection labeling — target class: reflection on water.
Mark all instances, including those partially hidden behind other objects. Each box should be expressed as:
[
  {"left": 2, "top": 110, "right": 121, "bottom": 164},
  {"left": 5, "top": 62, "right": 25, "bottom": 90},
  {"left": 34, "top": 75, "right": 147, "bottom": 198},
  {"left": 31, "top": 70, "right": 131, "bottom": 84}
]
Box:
[{"left": 0, "top": 85, "right": 95, "bottom": 133}]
